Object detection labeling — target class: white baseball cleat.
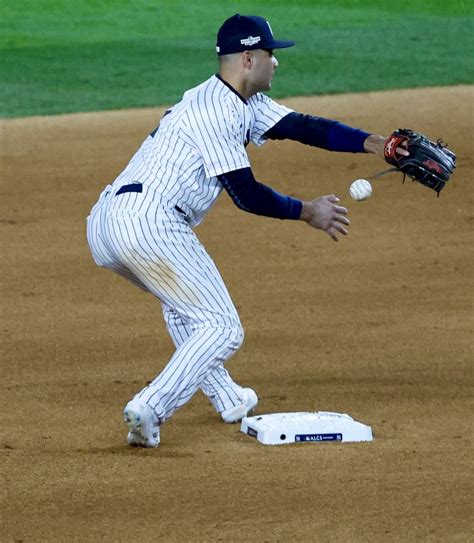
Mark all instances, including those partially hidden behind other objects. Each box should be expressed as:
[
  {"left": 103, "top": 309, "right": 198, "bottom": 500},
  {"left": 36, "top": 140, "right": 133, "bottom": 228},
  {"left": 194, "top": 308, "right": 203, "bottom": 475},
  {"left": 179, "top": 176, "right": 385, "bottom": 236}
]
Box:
[
  {"left": 221, "top": 387, "right": 258, "bottom": 424},
  {"left": 123, "top": 398, "right": 160, "bottom": 448}
]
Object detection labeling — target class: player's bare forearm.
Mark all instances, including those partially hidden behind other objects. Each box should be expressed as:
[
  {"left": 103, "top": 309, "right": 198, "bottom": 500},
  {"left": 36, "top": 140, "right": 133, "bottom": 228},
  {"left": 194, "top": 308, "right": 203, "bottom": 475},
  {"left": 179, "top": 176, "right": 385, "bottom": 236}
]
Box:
[
  {"left": 364, "top": 134, "right": 410, "bottom": 159},
  {"left": 363, "top": 134, "right": 385, "bottom": 157},
  {"left": 300, "top": 195, "right": 350, "bottom": 242}
]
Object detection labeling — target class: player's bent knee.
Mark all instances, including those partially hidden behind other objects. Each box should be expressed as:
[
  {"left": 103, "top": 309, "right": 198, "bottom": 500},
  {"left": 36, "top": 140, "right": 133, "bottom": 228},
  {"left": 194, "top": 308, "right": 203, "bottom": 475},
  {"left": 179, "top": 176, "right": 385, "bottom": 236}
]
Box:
[
  {"left": 205, "top": 322, "right": 244, "bottom": 361},
  {"left": 221, "top": 324, "right": 244, "bottom": 361},
  {"left": 228, "top": 323, "right": 244, "bottom": 352}
]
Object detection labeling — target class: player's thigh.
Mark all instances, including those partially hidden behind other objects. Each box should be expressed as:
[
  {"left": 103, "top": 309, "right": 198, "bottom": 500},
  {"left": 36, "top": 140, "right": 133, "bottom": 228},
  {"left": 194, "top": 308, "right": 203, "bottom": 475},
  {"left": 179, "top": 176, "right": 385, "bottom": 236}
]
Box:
[
  {"left": 107, "top": 209, "right": 240, "bottom": 326},
  {"left": 87, "top": 204, "right": 149, "bottom": 292}
]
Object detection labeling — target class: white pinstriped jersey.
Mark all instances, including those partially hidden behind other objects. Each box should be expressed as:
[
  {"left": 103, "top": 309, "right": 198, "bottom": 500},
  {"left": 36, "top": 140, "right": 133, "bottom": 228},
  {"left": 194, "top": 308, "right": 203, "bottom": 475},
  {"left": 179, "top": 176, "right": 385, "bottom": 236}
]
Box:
[
  {"left": 111, "top": 74, "right": 293, "bottom": 226},
  {"left": 87, "top": 74, "right": 295, "bottom": 426}
]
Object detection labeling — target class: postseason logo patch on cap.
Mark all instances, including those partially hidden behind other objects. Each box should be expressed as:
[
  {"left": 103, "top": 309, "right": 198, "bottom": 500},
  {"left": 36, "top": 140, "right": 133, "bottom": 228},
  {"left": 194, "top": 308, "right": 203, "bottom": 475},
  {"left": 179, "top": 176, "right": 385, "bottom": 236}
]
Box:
[{"left": 240, "top": 35, "right": 261, "bottom": 47}]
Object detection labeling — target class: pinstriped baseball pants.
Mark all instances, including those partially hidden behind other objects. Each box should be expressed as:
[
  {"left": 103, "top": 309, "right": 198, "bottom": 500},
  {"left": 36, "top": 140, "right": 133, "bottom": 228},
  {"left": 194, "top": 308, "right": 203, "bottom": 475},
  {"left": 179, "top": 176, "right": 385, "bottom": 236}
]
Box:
[{"left": 86, "top": 186, "right": 246, "bottom": 423}]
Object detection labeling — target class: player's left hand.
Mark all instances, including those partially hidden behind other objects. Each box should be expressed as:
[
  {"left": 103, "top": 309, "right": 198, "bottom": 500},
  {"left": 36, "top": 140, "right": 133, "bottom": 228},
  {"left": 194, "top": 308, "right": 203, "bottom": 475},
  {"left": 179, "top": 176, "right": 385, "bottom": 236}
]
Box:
[{"left": 384, "top": 128, "right": 456, "bottom": 194}]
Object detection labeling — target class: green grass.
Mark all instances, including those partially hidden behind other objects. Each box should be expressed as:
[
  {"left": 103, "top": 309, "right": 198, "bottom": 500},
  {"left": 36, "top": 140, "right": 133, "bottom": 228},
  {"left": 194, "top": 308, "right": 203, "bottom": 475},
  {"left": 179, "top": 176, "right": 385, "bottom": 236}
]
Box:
[{"left": 1, "top": 0, "right": 473, "bottom": 117}]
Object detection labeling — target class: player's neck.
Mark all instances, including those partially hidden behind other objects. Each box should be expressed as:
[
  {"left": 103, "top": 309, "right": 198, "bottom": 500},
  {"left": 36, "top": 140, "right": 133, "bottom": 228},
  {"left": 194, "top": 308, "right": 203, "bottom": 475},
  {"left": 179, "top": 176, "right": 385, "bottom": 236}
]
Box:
[{"left": 218, "top": 71, "right": 256, "bottom": 101}]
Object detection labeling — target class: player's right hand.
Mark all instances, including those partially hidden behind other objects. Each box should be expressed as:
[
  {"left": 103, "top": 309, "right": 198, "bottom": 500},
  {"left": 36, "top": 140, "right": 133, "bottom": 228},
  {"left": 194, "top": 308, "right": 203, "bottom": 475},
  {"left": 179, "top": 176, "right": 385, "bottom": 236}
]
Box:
[{"left": 300, "top": 195, "right": 350, "bottom": 241}]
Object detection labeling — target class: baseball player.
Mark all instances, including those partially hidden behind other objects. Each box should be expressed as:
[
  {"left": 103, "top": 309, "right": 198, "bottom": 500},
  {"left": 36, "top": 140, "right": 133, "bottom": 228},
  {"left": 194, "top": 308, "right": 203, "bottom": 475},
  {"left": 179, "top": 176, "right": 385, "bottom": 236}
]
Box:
[{"left": 86, "top": 14, "right": 407, "bottom": 448}]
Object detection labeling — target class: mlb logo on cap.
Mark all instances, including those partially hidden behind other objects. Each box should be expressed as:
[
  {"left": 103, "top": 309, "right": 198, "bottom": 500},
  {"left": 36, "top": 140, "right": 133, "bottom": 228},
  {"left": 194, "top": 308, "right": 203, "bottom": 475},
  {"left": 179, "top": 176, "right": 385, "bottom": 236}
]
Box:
[{"left": 216, "top": 14, "right": 295, "bottom": 56}]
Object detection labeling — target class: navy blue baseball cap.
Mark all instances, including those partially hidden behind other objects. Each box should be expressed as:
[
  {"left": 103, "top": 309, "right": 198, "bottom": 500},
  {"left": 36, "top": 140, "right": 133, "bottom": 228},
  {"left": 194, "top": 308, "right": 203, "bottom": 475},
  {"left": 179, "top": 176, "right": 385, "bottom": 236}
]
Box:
[{"left": 216, "top": 14, "right": 295, "bottom": 56}]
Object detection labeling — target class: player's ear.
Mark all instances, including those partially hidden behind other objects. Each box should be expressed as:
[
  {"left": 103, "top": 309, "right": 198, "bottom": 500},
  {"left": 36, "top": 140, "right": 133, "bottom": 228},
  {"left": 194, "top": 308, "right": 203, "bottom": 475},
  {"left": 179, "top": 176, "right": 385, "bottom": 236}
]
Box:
[{"left": 242, "top": 51, "right": 253, "bottom": 69}]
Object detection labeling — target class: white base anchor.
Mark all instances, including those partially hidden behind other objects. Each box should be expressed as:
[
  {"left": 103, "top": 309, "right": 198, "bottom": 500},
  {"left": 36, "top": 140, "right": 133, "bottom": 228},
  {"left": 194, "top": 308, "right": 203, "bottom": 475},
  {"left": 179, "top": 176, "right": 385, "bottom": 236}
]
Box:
[{"left": 240, "top": 412, "right": 373, "bottom": 445}]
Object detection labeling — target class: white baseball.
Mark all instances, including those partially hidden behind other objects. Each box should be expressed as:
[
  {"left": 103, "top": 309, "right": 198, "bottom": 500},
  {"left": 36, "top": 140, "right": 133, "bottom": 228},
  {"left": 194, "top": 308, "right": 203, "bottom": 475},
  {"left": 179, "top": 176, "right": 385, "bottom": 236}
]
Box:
[{"left": 349, "top": 179, "right": 372, "bottom": 201}]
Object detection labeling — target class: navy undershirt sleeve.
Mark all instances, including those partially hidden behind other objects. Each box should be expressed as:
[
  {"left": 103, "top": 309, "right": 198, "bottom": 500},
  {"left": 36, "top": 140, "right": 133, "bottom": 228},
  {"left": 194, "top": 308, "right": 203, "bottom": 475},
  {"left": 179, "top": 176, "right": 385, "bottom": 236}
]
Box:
[
  {"left": 218, "top": 168, "right": 302, "bottom": 220},
  {"left": 265, "top": 111, "right": 370, "bottom": 153}
]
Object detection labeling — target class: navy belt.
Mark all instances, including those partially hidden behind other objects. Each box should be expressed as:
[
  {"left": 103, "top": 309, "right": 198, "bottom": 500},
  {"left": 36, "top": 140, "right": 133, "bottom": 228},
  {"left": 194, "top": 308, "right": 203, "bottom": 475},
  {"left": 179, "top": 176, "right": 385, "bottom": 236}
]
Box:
[
  {"left": 115, "top": 183, "right": 187, "bottom": 216},
  {"left": 115, "top": 183, "right": 142, "bottom": 196}
]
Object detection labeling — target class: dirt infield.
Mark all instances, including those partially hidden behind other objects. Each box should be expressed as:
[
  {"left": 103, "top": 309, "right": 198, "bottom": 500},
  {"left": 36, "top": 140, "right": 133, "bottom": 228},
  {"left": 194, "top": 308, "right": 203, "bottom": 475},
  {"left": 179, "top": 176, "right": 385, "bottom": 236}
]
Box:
[{"left": 1, "top": 86, "right": 472, "bottom": 542}]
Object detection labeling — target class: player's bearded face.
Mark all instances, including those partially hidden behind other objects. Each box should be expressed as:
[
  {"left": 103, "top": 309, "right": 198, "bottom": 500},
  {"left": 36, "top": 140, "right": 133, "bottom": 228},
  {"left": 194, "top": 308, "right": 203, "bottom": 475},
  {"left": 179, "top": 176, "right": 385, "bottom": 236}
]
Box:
[{"left": 250, "top": 50, "right": 278, "bottom": 91}]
